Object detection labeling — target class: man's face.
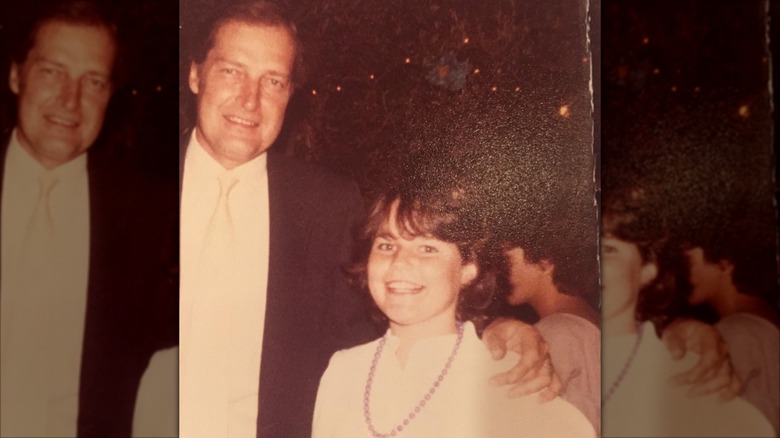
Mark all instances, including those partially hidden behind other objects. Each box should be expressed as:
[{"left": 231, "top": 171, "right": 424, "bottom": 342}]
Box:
[
  {"left": 189, "top": 21, "right": 295, "bottom": 169},
  {"left": 9, "top": 21, "right": 115, "bottom": 169},
  {"left": 504, "top": 247, "right": 548, "bottom": 305},
  {"left": 684, "top": 247, "right": 726, "bottom": 305}
]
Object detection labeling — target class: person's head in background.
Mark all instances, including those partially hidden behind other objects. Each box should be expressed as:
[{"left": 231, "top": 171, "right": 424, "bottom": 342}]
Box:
[
  {"left": 187, "top": 0, "right": 305, "bottom": 169},
  {"left": 500, "top": 213, "right": 599, "bottom": 326},
  {"left": 680, "top": 217, "right": 778, "bottom": 323},
  {"left": 8, "top": 0, "right": 118, "bottom": 169}
]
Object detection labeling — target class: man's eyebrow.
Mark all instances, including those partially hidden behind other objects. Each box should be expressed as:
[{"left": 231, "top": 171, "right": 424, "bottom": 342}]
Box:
[
  {"left": 213, "top": 57, "right": 247, "bottom": 69},
  {"left": 31, "top": 58, "right": 112, "bottom": 78},
  {"left": 31, "top": 58, "right": 65, "bottom": 68},
  {"left": 374, "top": 231, "right": 395, "bottom": 240}
]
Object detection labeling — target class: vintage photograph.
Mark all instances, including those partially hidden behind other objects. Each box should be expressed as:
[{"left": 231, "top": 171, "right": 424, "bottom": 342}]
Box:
[{"left": 179, "top": 0, "right": 598, "bottom": 437}]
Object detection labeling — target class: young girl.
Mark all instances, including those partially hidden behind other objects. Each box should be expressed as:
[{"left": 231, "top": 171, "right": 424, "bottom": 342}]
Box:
[{"left": 312, "top": 183, "right": 594, "bottom": 437}]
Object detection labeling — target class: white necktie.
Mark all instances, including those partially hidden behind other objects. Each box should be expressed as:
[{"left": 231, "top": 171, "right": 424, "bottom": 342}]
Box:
[
  {"left": 181, "top": 172, "right": 239, "bottom": 438},
  {"left": 1, "top": 173, "right": 59, "bottom": 436}
]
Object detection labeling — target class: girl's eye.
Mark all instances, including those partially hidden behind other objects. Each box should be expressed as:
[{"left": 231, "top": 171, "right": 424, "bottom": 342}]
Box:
[
  {"left": 421, "top": 245, "right": 438, "bottom": 253},
  {"left": 376, "top": 242, "right": 394, "bottom": 251},
  {"left": 601, "top": 244, "right": 617, "bottom": 254}
]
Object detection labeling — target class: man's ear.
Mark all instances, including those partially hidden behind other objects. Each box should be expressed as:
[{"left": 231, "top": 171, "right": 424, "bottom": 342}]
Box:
[
  {"left": 639, "top": 262, "right": 658, "bottom": 287},
  {"left": 9, "top": 63, "right": 21, "bottom": 95},
  {"left": 461, "top": 263, "right": 478, "bottom": 286},
  {"left": 538, "top": 259, "right": 554, "bottom": 276},
  {"left": 718, "top": 259, "right": 735, "bottom": 276},
  {"left": 188, "top": 62, "right": 201, "bottom": 95}
]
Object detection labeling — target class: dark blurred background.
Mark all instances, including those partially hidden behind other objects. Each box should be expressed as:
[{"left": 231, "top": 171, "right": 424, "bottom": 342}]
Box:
[{"left": 0, "top": 0, "right": 179, "bottom": 181}]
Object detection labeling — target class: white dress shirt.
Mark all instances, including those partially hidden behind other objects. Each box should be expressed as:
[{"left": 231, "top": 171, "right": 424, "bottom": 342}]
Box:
[
  {"left": 1, "top": 130, "right": 90, "bottom": 437},
  {"left": 180, "top": 131, "right": 270, "bottom": 437}
]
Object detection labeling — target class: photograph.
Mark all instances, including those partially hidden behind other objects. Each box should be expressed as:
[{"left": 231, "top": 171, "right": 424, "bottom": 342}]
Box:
[{"left": 179, "top": 0, "right": 598, "bottom": 437}]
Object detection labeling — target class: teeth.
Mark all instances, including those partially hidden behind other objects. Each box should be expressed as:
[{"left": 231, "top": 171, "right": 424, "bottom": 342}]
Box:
[
  {"left": 225, "top": 115, "right": 258, "bottom": 127},
  {"left": 387, "top": 281, "right": 422, "bottom": 294},
  {"left": 47, "top": 116, "right": 78, "bottom": 127}
]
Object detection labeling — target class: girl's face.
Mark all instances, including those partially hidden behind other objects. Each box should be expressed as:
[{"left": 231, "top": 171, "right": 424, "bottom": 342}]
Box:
[
  {"left": 367, "top": 203, "right": 477, "bottom": 334},
  {"left": 600, "top": 235, "right": 657, "bottom": 322}
]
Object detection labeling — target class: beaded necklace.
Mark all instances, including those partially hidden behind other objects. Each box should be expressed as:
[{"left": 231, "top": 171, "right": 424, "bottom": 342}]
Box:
[
  {"left": 603, "top": 322, "right": 644, "bottom": 404},
  {"left": 363, "top": 322, "right": 464, "bottom": 438}
]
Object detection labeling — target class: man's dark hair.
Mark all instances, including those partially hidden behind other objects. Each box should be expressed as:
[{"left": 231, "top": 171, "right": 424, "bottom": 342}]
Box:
[
  {"left": 682, "top": 217, "right": 777, "bottom": 304},
  {"left": 11, "top": 1, "right": 122, "bottom": 85},
  {"left": 500, "top": 216, "right": 599, "bottom": 306},
  {"left": 188, "top": 1, "right": 305, "bottom": 89}
]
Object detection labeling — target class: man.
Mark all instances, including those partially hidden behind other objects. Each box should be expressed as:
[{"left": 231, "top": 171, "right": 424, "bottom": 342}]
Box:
[
  {"left": 0, "top": 1, "right": 178, "bottom": 436},
  {"left": 681, "top": 233, "right": 779, "bottom": 434},
  {"left": 180, "top": 2, "right": 560, "bottom": 437}
]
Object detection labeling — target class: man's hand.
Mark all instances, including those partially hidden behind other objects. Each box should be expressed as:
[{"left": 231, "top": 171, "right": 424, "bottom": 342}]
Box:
[
  {"left": 662, "top": 318, "right": 741, "bottom": 400},
  {"left": 482, "top": 317, "right": 563, "bottom": 402}
]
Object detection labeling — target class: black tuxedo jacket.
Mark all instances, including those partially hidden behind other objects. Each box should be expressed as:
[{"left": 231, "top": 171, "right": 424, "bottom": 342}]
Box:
[
  {"left": 0, "top": 132, "right": 178, "bottom": 437},
  {"left": 180, "top": 137, "right": 379, "bottom": 437}
]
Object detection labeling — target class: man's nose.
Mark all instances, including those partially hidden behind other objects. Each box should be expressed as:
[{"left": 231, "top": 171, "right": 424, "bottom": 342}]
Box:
[
  {"left": 60, "top": 78, "right": 82, "bottom": 111},
  {"left": 240, "top": 79, "right": 262, "bottom": 111}
]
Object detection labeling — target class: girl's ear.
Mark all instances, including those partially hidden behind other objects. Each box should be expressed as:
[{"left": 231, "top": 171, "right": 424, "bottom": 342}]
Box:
[
  {"left": 639, "top": 262, "right": 658, "bottom": 287},
  {"left": 460, "top": 262, "right": 478, "bottom": 286}
]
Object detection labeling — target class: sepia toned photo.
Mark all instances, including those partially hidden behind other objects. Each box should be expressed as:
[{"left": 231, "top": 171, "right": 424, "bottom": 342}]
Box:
[{"left": 179, "top": 0, "right": 598, "bottom": 437}]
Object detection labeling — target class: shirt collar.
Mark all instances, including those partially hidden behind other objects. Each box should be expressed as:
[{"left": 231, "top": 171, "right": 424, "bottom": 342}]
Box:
[
  {"left": 185, "top": 129, "right": 267, "bottom": 185},
  {"left": 7, "top": 128, "right": 87, "bottom": 184}
]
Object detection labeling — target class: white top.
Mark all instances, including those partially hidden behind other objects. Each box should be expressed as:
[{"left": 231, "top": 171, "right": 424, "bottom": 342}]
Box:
[
  {"left": 535, "top": 313, "right": 600, "bottom": 434},
  {"left": 180, "top": 131, "right": 270, "bottom": 437},
  {"left": 603, "top": 321, "right": 775, "bottom": 437},
  {"left": 716, "top": 313, "right": 779, "bottom": 435},
  {"left": 313, "top": 321, "right": 595, "bottom": 438},
  {"left": 1, "top": 130, "right": 90, "bottom": 437}
]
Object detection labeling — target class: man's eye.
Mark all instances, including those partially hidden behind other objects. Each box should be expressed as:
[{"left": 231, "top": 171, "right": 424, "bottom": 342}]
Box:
[
  {"left": 421, "top": 245, "right": 438, "bottom": 253},
  {"left": 219, "top": 68, "right": 243, "bottom": 78},
  {"left": 85, "top": 77, "right": 108, "bottom": 91},
  {"left": 263, "top": 77, "right": 288, "bottom": 91},
  {"left": 40, "top": 67, "right": 61, "bottom": 76}
]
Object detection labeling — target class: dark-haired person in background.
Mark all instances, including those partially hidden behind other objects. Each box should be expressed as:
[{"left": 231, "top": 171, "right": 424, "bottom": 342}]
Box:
[
  {"left": 679, "top": 222, "right": 779, "bottom": 434},
  {"left": 501, "top": 221, "right": 601, "bottom": 434},
  {"left": 0, "top": 1, "right": 177, "bottom": 436}
]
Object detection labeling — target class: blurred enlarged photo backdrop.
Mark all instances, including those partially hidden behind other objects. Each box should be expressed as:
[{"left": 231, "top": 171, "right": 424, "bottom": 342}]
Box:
[
  {"left": 0, "top": 1, "right": 178, "bottom": 437},
  {"left": 602, "top": 0, "right": 779, "bottom": 436}
]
